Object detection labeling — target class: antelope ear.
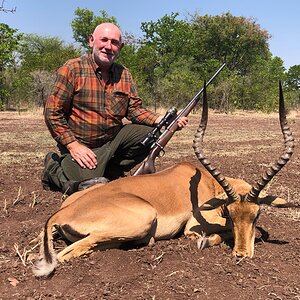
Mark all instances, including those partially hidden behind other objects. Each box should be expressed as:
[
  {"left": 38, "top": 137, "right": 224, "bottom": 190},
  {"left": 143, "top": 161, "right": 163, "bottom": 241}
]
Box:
[
  {"left": 259, "top": 195, "right": 288, "bottom": 207},
  {"left": 199, "top": 196, "right": 227, "bottom": 211},
  {"left": 259, "top": 195, "right": 300, "bottom": 208}
]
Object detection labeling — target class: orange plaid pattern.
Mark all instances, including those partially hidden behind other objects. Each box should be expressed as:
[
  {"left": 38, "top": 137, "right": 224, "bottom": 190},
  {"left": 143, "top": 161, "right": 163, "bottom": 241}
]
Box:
[{"left": 44, "top": 54, "right": 159, "bottom": 148}]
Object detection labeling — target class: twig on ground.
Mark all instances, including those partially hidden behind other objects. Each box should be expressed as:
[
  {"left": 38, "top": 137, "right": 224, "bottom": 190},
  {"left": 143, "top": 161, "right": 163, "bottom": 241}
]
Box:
[
  {"left": 13, "top": 243, "right": 39, "bottom": 267},
  {"left": 236, "top": 256, "right": 247, "bottom": 265},
  {"left": 13, "top": 186, "right": 23, "bottom": 205},
  {"left": 166, "top": 270, "right": 179, "bottom": 277},
  {"left": 29, "top": 191, "right": 39, "bottom": 208},
  {"left": 3, "top": 198, "right": 8, "bottom": 214},
  {"left": 153, "top": 251, "right": 165, "bottom": 262}
]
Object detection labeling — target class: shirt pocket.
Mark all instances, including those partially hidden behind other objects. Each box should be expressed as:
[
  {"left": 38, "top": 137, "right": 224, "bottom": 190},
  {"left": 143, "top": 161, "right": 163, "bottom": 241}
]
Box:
[{"left": 106, "top": 90, "right": 129, "bottom": 118}]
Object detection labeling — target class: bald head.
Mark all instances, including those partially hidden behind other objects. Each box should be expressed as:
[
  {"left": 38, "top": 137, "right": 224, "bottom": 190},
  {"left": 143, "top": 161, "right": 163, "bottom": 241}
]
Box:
[
  {"left": 89, "top": 22, "right": 123, "bottom": 70},
  {"left": 93, "top": 23, "right": 122, "bottom": 42}
]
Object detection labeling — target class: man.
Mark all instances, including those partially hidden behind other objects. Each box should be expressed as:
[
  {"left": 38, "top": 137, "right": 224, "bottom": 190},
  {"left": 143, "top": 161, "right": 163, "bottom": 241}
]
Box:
[{"left": 42, "top": 23, "right": 188, "bottom": 195}]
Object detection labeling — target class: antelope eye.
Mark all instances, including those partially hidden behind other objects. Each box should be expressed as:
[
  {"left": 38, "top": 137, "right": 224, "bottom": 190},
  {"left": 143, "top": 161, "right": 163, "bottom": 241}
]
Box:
[
  {"left": 253, "top": 211, "right": 260, "bottom": 223},
  {"left": 223, "top": 207, "right": 230, "bottom": 218}
]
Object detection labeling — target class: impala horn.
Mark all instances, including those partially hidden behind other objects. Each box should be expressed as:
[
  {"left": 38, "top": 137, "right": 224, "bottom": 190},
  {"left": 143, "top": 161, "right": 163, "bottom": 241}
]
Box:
[
  {"left": 193, "top": 81, "right": 240, "bottom": 204},
  {"left": 245, "top": 81, "right": 294, "bottom": 203}
]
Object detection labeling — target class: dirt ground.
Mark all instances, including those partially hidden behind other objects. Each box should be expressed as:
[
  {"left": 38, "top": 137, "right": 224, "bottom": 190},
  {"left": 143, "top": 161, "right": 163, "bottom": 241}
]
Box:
[{"left": 0, "top": 109, "right": 299, "bottom": 300}]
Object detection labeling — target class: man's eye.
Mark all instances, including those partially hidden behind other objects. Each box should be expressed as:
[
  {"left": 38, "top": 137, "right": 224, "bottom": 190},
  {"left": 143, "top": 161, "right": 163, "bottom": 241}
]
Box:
[
  {"left": 100, "top": 38, "right": 120, "bottom": 47},
  {"left": 111, "top": 40, "right": 120, "bottom": 46}
]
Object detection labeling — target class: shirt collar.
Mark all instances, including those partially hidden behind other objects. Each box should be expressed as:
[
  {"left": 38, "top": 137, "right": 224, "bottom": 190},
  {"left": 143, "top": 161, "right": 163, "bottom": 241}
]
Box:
[{"left": 87, "top": 53, "right": 115, "bottom": 81}]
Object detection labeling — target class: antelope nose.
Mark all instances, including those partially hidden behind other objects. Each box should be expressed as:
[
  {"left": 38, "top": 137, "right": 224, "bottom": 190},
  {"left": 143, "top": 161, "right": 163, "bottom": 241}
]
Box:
[
  {"left": 233, "top": 250, "right": 248, "bottom": 258},
  {"left": 236, "top": 253, "right": 246, "bottom": 258}
]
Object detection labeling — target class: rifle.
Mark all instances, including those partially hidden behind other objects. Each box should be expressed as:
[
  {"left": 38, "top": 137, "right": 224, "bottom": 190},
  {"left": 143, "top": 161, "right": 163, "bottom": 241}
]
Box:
[{"left": 132, "top": 63, "right": 226, "bottom": 176}]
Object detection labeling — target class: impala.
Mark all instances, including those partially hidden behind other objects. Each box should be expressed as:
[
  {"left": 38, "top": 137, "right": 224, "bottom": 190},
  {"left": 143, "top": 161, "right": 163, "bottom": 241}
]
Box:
[{"left": 33, "top": 82, "right": 295, "bottom": 277}]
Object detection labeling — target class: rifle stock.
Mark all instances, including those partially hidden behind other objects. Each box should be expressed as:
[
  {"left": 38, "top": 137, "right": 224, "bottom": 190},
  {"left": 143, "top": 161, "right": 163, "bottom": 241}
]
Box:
[{"left": 133, "top": 63, "right": 226, "bottom": 176}]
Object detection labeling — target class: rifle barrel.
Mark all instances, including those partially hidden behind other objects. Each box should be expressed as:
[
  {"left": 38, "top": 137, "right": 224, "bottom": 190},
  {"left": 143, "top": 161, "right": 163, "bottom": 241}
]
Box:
[
  {"left": 176, "top": 63, "right": 226, "bottom": 119},
  {"left": 133, "top": 63, "right": 226, "bottom": 176}
]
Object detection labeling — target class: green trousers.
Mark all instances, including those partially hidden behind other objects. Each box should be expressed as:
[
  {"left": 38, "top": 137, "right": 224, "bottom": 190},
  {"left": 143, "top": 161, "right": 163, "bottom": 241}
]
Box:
[{"left": 45, "top": 124, "right": 154, "bottom": 190}]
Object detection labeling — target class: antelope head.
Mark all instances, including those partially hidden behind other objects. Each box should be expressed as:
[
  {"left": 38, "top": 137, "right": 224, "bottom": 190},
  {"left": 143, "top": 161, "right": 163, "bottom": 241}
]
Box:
[{"left": 193, "top": 81, "right": 294, "bottom": 258}]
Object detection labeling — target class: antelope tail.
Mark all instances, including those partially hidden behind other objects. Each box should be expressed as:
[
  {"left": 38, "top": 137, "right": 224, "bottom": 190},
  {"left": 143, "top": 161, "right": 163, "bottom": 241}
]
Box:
[{"left": 32, "top": 217, "right": 57, "bottom": 277}]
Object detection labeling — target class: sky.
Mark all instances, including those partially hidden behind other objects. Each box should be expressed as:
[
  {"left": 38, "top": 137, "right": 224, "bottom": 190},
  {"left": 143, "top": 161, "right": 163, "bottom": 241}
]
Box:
[{"left": 1, "top": 0, "right": 299, "bottom": 69}]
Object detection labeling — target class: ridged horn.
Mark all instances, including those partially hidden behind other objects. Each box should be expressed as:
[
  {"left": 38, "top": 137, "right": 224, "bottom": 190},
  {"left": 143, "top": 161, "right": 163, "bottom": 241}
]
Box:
[
  {"left": 245, "top": 81, "right": 294, "bottom": 203},
  {"left": 193, "top": 81, "right": 240, "bottom": 204}
]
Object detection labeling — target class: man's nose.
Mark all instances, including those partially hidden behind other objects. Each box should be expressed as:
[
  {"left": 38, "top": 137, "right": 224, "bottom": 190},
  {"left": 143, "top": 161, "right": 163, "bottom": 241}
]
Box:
[{"left": 104, "top": 40, "right": 112, "bottom": 49}]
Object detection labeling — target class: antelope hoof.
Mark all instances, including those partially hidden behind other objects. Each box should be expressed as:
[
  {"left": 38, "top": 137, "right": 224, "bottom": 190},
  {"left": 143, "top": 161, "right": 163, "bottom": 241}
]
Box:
[{"left": 197, "top": 236, "right": 209, "bottom": 250}]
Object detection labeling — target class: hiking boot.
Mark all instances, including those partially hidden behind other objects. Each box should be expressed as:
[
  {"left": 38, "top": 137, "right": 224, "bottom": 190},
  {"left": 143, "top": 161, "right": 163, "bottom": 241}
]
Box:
[
  {"left": 41, "top": 151, "right": 60, "bottom": 191},
  {"left": 78, "top": 177, "right": 109, "bottom": 191},
  {"left": 62, "top": 180, "right": 81, "bottom": 196}
]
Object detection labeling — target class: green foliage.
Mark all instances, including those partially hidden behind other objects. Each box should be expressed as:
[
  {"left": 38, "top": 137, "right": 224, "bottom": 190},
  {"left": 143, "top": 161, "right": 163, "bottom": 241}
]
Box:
[
  {"left": 3, "top": 34, "right": 80, "bottom": 109},
  {"left": 19, "top": 34, "right": 81, "bottom": 72},
  {"left": 286, "top": 65, "right": 300, "bottom": 90},
  {"left": 140, "top": 13, "right": 194, "bottom": 75},
  {"left": 134, "top": 12, "right": 289, "bottom": 112},
  {"left": 133, "top": 13, "right": 198, "bottom": 107},
  {"left": 241, "top": 57, "right": 286, "bottom": 111},
  {"left": 0, "top": 23, "right": 22, "bottom": 70},
  {"left": 4, "top": 68, "right": 32, "bottom": 109},
  {"left": 153, "top": 57, "right": 202, "bottom": 109},
  {"left": 286, "top": 65, "right": 300, "bottom": 108},
  {"left": 0, "top": 23, "right": 23, "bottom": 109},
  {"left": 1, "top": 9, "right": 299, "bottom": 112},
  {"left": 116, "top": 33, "right": 140, "bottom": 73},
  {"left": 191, "top": 13, "right": 271, "bottom": 75},
  {"left": 71, "top": 8, "right": 118, "bottom": 49},
  {"left": 210, "top": 74, "right": 242, "bottom": 112}
]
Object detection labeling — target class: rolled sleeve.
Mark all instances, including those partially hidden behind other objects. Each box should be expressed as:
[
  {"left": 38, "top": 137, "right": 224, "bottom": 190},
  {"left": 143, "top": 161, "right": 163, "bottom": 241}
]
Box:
[{"left": 44, "top": 66, "right": 77, "bottom": 146}]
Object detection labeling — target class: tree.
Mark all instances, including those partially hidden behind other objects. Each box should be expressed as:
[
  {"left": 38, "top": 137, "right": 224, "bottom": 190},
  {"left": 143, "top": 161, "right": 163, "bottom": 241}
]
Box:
[
  {"left": 286, "top": 65, "right": 300, "bottom": 108},
  {"left": 241, "top": 56, "right": 286, "bottom": 111},
  {"left": 19, "top": 34, "right": 80, "bottom": 72},
  {"left": 286, "top": 65, "right": 300, "bottom": 91},
  {"left": 0, "top": 23, "right": 22, "bottom": 109},
  {"left": 136, "top": 13, "right": 197, "bottom": 106},
  {"left": 10, "top": 34, "right": 81, "bottom": 108},
  {"left": 71, "top": 8, "right": 118, "bottom": 49},
  {"left": 140, "top": 13, "right": 194, "bottom": 77},
  {"left": 0, "top": 0, "right": 16, "bottom": 13},
  {"left": 0, "top": 23, "right": 22, "bottom": 71},
  {"left": 154, "top": 57, "right": 202, "bottom": 109},
  {"left": 191, "top": 13, "right": 271, "bottom": 75}
]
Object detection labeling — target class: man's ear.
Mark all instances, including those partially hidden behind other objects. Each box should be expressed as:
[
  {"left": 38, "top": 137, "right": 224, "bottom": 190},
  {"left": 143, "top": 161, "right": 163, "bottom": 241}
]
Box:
[{"left": 89, "top": 34, "right": 94, "bottom": 47}]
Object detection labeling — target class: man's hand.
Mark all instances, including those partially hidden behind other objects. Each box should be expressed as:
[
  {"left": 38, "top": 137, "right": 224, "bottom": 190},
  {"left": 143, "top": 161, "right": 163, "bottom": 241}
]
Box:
[
  {"left": 67, "top": 141, "right": 97, "bottom": 169},
  {"left": 176, "top": 116, "right": 188, "bottom": 129},
  {"left": 155, "top": 115, "right": 188, "bottom": 130}
]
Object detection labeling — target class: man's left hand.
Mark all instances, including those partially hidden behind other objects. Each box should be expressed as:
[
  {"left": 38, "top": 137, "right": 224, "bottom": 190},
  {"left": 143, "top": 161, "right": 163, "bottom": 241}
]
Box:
[{"left": 176, "top": 116, "right": 188, "bottom": 129}]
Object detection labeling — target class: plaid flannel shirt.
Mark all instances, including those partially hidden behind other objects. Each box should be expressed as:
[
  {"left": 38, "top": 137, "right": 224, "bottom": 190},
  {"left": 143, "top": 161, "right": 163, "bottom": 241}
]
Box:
[{"left": 44, "top": 54, "right": 160, "bottom": 148}]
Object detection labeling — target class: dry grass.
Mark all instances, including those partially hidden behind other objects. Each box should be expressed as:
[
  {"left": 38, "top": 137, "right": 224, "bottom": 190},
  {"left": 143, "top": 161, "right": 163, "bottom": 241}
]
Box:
[
  {"left": 0, "top": 109, "right": 299, "bottom": 221},
  {"left": 0, "top": 107, "right": 44, "bottom": 119},
  {"left": 0, "top": 109, "right": 299, "bottom": 300},
  {"left": 1, "top": 150, "right": 46, "bottom": 165}
]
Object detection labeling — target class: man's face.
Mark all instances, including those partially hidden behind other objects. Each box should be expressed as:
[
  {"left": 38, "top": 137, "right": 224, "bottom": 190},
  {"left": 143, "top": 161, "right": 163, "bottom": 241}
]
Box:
[{"left": 89, "top": 25, "right": 123, "bottom": 69}]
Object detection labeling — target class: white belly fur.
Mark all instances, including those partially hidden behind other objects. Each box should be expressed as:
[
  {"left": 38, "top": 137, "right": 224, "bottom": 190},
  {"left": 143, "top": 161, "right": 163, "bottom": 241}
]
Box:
[{"left": 154, "top": 211, "right": 192, "bottom": 239}]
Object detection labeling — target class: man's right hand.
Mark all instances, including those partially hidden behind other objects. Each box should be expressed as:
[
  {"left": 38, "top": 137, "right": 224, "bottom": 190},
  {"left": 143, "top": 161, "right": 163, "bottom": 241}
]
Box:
[{"left": 66, "top": 141, "right": 97, "bottom": 169}]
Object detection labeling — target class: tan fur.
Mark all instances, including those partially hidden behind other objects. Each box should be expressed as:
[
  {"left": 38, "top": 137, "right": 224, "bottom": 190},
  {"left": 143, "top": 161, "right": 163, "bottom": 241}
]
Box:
[{"left": 33, "top": 162, "right": 287, "bottom": 277}]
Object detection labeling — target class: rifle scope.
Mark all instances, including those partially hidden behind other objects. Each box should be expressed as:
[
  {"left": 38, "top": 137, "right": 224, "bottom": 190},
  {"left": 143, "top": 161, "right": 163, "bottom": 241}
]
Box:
[{"left": 141, "top": 107, "right": 178, "bottom": 147}]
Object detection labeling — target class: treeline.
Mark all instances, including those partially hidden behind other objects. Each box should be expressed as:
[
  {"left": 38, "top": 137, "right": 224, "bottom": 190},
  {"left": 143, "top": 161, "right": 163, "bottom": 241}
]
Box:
[{"left": 0, "top": 9, "right": 299, "bottom": 112}]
